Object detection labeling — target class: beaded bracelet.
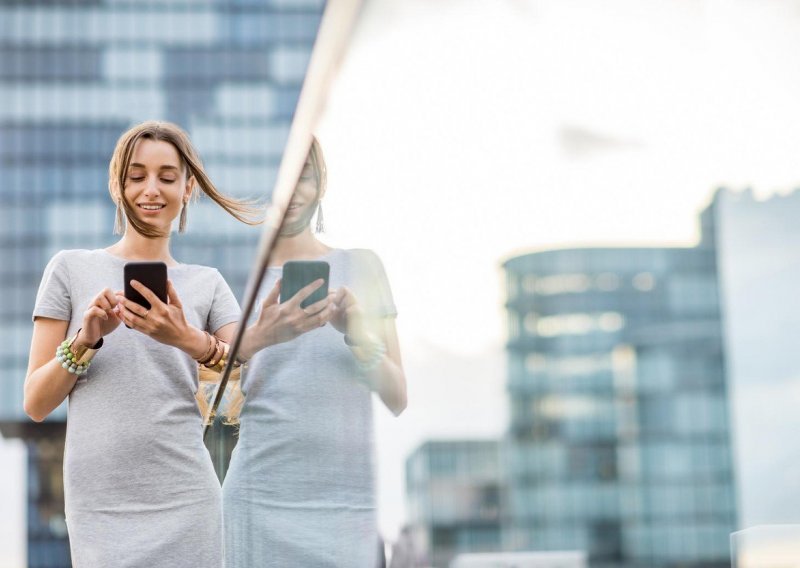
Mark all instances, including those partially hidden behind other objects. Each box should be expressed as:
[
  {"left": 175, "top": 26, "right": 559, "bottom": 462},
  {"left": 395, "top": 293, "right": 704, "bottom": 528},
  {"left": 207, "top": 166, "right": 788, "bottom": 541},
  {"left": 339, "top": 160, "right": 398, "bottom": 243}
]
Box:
[
  {"left": 345, "top": 333, "right": 386, "bottom": 373},
  {"left": 56, "top": 330, "right": 103, "bottom": 376}
]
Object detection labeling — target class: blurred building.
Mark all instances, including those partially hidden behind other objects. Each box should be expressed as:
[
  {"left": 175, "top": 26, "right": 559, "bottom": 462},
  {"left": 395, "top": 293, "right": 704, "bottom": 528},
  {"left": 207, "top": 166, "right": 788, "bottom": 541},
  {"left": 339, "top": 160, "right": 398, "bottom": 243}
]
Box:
[
  {"left": 405, "top": 440, "right": 504, "bottom": 568},
  {"left": 0, "top": 2, "right": 323, "bottom": 566},
  {"left": 501, "top": 201, "right": 736, "bottom": 566},
  {"left": 710, "top": 188, "right": 800, "bottom": 529}
]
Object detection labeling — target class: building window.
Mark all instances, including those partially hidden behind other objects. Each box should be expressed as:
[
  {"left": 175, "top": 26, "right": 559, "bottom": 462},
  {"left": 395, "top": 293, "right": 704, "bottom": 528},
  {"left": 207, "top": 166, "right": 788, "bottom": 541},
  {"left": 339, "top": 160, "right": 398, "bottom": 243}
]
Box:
[{"left": 533, "top": 312, "right": 625, "bottom": 337}]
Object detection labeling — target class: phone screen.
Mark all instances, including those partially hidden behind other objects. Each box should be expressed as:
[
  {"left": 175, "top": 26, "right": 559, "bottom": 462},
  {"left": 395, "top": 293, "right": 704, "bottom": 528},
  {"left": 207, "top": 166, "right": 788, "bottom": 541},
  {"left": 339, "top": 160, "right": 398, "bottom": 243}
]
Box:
[
  {"left": 124, "top": 262, "right": 168, "bottom": 310},
  {"left": 279, "top": 260, "right": 330, "bottom": 309}
]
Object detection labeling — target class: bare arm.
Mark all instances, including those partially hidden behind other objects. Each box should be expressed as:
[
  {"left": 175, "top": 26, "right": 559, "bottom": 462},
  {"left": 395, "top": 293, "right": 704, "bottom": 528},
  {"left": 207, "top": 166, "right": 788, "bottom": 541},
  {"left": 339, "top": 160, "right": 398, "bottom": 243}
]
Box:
[
  {"left": 24, "top": 318, "right": 78, "bottom": 422},
  {"left": 331, "top": 286, "right": 407, "bottom": 416},
  {"left": 360, "top": 317, "right": 407, "bottom": 416},
  {"left": 24, "top": 286, "right": 124, "bottom": 422}
]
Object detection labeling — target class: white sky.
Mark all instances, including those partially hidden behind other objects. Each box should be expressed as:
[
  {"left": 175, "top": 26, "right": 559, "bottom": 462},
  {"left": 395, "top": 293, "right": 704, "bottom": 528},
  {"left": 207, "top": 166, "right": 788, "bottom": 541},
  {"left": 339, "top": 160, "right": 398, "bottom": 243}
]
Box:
[{"left": 317, "top": 0, "right": 800, "bottom": 541}]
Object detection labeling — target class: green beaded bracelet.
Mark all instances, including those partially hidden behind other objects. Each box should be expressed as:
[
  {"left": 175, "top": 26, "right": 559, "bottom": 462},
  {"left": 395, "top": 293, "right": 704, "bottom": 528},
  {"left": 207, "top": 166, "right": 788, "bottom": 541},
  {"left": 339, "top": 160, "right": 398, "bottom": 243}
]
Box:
[{"left": 55, "top": 342, "right": 91, "bottom": 376}]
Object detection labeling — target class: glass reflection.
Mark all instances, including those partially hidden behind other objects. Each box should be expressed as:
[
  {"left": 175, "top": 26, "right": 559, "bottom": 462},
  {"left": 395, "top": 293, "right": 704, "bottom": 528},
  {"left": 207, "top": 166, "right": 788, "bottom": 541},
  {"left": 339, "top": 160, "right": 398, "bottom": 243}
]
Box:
[{"left": 220, "top": 137, "right": 406, "bottom": 566}]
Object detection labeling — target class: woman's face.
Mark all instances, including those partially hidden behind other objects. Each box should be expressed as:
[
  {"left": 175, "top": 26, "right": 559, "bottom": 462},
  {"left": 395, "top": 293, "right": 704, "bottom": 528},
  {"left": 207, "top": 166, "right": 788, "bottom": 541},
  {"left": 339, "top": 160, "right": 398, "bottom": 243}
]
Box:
[
  {"left": 123, "top": 138, "right": 193, "bottom": 233},
  {"left": 284, "top": 157, "right": 320, "bottom": 225}
]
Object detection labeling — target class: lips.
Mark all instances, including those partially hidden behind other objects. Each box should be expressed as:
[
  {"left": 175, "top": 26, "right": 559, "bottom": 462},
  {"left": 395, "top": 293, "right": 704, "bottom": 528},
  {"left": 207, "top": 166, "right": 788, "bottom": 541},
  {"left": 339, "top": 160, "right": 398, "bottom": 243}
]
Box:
[{"left": 137, "top": 203, "right": 166, "bottom": 211}]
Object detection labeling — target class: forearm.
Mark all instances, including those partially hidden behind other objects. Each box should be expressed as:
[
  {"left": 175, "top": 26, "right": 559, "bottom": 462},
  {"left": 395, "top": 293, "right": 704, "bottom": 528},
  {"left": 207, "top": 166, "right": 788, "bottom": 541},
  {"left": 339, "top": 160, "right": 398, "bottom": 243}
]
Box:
[
  {"left": 171, "top": 325, "right": 209, "bottom": 359},
  {"left": 23, "top": 359, "right": 79, "bottom": 422},
  {"left": 360, "top": 356, "right": 407, "bottom": 416},
  {"left": 238, "top": 324, "right": 275, "bottom": 361}
]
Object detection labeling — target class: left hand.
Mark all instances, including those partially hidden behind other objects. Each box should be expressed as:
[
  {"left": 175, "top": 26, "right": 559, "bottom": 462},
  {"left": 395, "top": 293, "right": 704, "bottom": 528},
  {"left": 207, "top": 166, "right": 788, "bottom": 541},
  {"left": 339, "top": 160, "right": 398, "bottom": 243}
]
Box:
[
  {"left": 117, "top": 279, "right": 198, "bottom": 352},
  {"left": 329, "top": 286, "right": 369, "bottom": 341}
]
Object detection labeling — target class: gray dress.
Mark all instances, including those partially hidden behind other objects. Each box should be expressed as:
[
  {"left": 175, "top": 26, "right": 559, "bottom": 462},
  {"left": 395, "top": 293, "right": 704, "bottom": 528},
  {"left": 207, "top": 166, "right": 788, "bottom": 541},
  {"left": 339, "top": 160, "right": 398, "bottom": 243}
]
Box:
[
  {"left": 222, "top": 248, "right": 396, "bottom": 568},
  {"left": 33, "top": 249, "right": 239, "bottom": 568}
]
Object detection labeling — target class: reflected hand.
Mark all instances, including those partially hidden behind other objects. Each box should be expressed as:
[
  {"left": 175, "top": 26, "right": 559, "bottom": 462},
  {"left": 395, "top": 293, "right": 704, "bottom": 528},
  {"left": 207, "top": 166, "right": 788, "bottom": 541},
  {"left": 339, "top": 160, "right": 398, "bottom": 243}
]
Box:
[
  {"left": 329, "top": 286, "right": 368, "bottom": 342},
  {"left": 79, "top": 288, "right": 124, "bottom": 347},
  {"left": 242, "top": 278, "right": 335, "bottom": 355}
]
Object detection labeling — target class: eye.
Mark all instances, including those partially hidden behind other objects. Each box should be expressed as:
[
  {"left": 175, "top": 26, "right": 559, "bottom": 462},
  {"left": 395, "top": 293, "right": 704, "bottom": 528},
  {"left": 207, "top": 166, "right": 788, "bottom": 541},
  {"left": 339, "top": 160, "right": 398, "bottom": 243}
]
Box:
[
  {"left": 128, "top": 176, "right": 144, "bottom": 182},
  {"left": 160, "top": 178, "right": 176, "bottom": 184}
]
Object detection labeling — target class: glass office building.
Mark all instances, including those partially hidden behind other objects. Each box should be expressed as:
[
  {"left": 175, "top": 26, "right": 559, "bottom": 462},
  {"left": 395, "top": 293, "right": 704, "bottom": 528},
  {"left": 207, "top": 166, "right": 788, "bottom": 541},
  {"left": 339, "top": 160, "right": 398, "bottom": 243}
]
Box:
[
  {"left": 502, "top": 202, "right": 736, "bottom": 565},
  {"left": 0, "top": 2, "right": 323, "bottom": 565},
  {"left": 406, "top": 440, "right": 504, "bottom": 568}
]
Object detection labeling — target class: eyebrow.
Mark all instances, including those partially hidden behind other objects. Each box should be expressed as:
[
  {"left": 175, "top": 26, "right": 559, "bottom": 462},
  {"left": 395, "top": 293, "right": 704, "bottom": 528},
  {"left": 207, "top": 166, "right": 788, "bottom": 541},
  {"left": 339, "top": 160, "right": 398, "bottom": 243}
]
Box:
[{"left": 128, "top": 163, "right": 180, "bottom": 171}]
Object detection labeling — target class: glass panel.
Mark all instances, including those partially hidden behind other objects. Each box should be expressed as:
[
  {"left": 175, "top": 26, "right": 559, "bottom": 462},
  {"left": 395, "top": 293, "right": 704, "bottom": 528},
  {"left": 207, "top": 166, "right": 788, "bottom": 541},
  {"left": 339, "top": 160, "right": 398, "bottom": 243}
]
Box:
[{"left": 6, "top": 1, "right": 800, "bottom": 567}]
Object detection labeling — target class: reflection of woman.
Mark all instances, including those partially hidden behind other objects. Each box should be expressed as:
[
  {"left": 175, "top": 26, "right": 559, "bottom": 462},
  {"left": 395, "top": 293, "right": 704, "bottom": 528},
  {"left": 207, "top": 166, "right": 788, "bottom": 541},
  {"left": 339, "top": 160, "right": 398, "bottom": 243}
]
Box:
[
  {"left": 23, "top": 121, "right": 257, "bottom": 567},
  {"left": 223, "top": 137, "right": 407, "bottom": 567}
]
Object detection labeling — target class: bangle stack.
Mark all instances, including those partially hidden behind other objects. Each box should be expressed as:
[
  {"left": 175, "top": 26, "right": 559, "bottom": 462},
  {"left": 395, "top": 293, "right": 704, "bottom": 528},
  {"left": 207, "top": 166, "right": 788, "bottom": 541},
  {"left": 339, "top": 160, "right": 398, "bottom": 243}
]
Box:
[
  {"left": 196, "top": 332, "right": 243, "bottom": 373},
  {"left": 345, "top": 333, "right": 386, "bottom": 373},
  {"left": 57, "top": 329, "right": 103, "bottom": 376}
]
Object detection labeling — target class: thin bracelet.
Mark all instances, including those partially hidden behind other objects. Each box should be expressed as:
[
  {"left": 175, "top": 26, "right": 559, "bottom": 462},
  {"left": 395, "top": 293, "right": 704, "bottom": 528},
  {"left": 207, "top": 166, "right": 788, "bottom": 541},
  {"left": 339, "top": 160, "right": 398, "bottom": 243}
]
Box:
[{"left": 197, "top": 332, "right": 216, "bottom": 365}]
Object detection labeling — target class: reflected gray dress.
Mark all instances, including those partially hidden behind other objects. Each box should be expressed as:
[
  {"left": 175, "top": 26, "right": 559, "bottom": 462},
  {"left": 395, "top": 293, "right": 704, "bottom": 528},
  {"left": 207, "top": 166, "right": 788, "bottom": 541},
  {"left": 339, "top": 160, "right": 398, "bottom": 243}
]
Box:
[
  {"left": 33, "top": 249, "right": 239, "bottom": 568},
  {"left": 222, "top": 249, "right": 396, "bottom": 568}
]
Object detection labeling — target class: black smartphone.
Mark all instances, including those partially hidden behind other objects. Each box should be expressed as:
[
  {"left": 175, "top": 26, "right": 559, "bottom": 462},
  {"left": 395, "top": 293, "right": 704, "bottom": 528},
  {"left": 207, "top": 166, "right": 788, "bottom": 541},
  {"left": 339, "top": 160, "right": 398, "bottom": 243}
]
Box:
[
  {"left": 280, "top": 260, "right": 330, "bottom": 309},
  {"left": 124, "top": 262, "right": 168, "bottom": 310}
]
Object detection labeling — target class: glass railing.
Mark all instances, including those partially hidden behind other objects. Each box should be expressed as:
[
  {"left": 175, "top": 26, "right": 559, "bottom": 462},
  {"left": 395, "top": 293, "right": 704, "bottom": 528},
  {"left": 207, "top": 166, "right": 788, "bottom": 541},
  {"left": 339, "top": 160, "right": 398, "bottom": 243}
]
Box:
[{"left": 4, "top": 2, "right": 800, "bottom": 568}]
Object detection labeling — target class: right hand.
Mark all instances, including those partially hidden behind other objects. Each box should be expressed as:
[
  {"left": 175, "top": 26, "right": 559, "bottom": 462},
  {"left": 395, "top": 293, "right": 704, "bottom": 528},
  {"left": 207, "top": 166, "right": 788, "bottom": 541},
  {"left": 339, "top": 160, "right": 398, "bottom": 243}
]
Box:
[
  {"left": 244, "top": 278, "right": 335, "bottom": 353},
  {"left": 78, "top": 288, "right": 123, "bottom": 347}
]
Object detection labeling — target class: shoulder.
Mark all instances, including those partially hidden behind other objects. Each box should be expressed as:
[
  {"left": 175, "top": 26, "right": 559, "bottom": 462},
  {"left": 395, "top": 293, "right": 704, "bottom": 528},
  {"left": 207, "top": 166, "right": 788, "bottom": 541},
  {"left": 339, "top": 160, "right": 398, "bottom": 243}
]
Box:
[
  {"left": 175, "top": 263, "right": 223, "bottom": 278},
  {"left": 343, "top": 248, "right": 385, "bottom": 269},
  {"left": 42, "top": 249, "right": 95, "bottom": 273},
  {"left": 174, "top": 263, "right": 230, "bottom": 288}
]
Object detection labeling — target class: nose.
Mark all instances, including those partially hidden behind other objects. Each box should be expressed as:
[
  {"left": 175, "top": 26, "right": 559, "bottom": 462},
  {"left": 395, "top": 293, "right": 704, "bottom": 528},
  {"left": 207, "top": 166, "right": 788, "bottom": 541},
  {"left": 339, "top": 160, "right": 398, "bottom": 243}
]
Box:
[{"left": 143, "top": 175, "right": 161, "bottom": 197}]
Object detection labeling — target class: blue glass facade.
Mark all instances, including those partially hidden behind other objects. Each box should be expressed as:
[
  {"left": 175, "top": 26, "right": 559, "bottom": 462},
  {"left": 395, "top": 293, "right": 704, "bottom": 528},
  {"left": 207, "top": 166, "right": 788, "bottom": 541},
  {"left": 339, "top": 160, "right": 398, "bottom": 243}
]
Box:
[
  {"left": 406, "top": 440, "right": 504, "bottom": 568},
  {"left": 0, "top": 2, "right": 324, "bottom": 565},
  {"left": 503, "top": 207, "right": 737, "bottom": 565}
]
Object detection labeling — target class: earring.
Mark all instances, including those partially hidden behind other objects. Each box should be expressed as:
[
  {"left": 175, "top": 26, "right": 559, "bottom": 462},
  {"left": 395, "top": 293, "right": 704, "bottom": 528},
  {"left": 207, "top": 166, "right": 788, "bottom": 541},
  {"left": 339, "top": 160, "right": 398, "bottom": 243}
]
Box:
[
  {"left": 114, "top": 201, "right": 125, "bottom": 235},
  {"left": 179, "top": 201, "right": 188, "bottom": 233},
  {"left": 315, "top": 202, "right": 325, "bottom": 233}
]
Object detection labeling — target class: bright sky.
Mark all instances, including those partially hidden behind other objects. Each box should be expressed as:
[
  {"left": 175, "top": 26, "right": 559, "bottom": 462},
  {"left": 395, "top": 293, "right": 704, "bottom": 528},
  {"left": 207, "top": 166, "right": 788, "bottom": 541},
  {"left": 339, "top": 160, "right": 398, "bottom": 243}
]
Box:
[{"left": 317, "top": 0, "right": 800, "bottom": 541}]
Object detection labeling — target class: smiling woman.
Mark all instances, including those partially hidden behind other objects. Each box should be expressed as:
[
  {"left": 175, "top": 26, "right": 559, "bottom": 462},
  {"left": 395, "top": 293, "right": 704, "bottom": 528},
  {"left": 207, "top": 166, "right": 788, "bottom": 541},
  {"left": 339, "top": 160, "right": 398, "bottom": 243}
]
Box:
[{"left": 23, "top": 121, "right": 261, "bottom": 568}]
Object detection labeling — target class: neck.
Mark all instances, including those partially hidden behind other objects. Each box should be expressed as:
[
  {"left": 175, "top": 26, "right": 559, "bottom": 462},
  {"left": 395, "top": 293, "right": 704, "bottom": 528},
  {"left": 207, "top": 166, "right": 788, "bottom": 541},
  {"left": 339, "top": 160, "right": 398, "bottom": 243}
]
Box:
[
  {"left": 107, "top": 229, "right": 177, "bottom": 266},
  {"left": 269, "top": 229, "right": 331, "bottom": 266}
]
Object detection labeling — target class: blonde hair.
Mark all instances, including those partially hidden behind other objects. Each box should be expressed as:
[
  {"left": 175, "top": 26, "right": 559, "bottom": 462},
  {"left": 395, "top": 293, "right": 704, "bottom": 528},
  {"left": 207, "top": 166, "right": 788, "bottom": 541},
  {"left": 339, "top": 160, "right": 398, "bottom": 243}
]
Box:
[
  {"left": 109, "top": 120, "right": 262, "bottom": 237},
  {"left": 308, "top": 135, "right": 327, "bottom": 199}
]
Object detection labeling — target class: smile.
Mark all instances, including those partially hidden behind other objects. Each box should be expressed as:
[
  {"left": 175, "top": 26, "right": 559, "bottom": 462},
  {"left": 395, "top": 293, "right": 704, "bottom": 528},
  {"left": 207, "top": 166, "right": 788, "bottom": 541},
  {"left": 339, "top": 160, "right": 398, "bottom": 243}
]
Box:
[{"left": 138, "top": 204, "right": 166, "bottom": 211}]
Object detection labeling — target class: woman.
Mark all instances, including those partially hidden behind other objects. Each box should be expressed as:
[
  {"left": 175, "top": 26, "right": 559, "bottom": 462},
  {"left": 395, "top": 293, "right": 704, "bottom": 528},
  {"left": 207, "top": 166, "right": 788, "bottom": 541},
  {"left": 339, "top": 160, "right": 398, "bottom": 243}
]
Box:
[
  {"left": 223, "top": 137, "right": 407, "bottom": 567},
  {"left": 23, "top": 121, "right": 258, "bottom": 567}
]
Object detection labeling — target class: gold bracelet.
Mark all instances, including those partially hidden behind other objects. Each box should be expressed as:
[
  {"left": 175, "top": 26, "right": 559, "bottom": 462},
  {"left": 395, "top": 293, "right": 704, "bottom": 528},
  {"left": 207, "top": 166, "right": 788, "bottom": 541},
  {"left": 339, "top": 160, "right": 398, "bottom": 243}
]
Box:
[
  {"left": 69, "top": 329, "right": 103, "bottom": 365},
  {"left": 197, "top": 332, "right": 216, "bottom": 364}
]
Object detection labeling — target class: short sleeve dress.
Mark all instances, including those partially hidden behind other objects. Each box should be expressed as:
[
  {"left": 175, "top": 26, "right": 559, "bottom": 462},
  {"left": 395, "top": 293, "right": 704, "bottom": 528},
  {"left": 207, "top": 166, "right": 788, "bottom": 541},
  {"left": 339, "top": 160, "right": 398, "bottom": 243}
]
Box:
[
  {"left": 222, "top": 248, "right": 396, "bottom": 568},
  {"left": 32, "top": 249, "right": 240, "bottom": 568}
]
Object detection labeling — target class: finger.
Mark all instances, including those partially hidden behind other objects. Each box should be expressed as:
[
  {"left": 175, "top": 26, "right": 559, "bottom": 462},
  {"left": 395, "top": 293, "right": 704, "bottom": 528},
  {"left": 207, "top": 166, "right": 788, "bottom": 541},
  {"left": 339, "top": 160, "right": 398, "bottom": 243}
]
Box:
[
  {"left": 86, "top": 306, "right": 109, "bottom": 321},
  {"left": 263, "top": 279, "right": 281, "bottom": 307},
  {"left": 118, "top": 298, "right": 148, "bottom": 320},
  {"left": 302, "top": 296, "right": 329, "bottom": 317},
  {"left": 95, "top": 294, "right": 113, "bottom": 313},
  {"left": 130, "top": 280, "right": 163, "bottom": 308},
  {"left": 303, "top": 305, "right": 334, "bottom": 332},
  {"left": 166, "top": 280, "right": 182, "bottom": 309},
  {"left": 101, "top": 288, "right": 120, "bottom": 308},
  {"left": 287, "top": 279, "right": 324, "bottom": 307},
  {"left": 119, "top": 305, "right": 139, "bottom": 330},
  {"left": 333, "top": 286, "right": 351, "bottom": 307}
]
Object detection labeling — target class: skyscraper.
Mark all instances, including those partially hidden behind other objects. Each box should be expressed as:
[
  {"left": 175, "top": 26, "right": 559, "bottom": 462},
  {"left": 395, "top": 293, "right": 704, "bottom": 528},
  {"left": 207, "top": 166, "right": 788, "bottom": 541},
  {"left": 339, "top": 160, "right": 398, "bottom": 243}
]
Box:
[
  {"left": 0, "top": 2, "right": 324, "bottom": 565},
  {"left": 502, "top": 205, "right": 736, "bottom": 565},
  {"left": 710, "top": 188, "right": 800, "bottom": 529},
  {"left": 406, "top": 440, "right": 504, "bottom": 568}
]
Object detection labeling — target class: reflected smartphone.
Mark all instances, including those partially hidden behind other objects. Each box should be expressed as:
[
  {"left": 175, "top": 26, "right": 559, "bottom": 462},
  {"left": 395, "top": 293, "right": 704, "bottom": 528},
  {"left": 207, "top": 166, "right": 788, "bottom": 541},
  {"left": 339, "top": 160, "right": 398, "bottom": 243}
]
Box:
[
  {"left": 280, "top": 260, "right": 330, "bottom": 309},
  {"left": 124, "top": 261, "right": 168, "bottom": 310}
]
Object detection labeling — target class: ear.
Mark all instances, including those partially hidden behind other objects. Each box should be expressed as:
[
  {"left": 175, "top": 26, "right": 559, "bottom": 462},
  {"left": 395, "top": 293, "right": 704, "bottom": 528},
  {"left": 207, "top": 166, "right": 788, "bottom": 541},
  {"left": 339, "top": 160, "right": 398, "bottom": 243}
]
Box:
[{"left": 184, "top": 175, "right": 195, "bottom": 203}]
